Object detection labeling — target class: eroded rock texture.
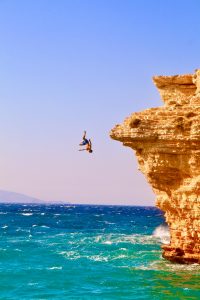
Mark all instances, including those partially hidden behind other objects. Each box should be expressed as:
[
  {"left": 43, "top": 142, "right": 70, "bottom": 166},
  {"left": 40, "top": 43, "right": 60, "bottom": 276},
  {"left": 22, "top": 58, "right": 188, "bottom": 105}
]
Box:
[{"left": 110, "top": 69, "right": 200, "bottom": 264}]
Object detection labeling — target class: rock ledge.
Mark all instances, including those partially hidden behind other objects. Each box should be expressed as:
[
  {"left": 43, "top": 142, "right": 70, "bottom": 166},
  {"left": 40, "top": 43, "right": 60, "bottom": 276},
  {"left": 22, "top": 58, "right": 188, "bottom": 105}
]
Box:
[{"left": 110, "top": 69, "right": 200, "bottom": 264}]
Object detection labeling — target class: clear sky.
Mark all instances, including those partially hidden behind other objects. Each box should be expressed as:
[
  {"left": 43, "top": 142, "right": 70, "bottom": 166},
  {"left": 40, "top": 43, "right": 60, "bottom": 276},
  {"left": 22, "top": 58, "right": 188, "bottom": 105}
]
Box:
[{"left": 0, "top": 0, "right": 199, "bottom": 205}]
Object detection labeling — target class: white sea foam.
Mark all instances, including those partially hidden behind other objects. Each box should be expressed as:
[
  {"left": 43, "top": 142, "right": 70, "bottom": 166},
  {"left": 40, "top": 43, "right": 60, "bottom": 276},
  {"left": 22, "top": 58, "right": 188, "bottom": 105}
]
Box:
[
  {"left": 2, "top": 225, "right": 8, "bottom": 229},
  {"left": 134, "top": 260, "right": 200, "bottom": 272},
  {"left": 16, "top": 228, "right": 30, "bottom": 233},
  {"left": 48, "top": 242, "right": 59, "bottom": 246},
  {"left": 115, "top": 254, "right": 127, "bottom": 259},
  {"left": 103, "top": 241, "right": 113, "bottom": 245},
  {"left": 59, "top": 250, "right": 81, "bottom": 260},
  {"left": 104, "top": 221, "right": 115, "bottom": 225},
  {"left": 21, "top": 213, "right": 33, "bottom": 216},
  {"left": 28, "top": 282, "right": 38, "bottom": 286},
  {"left": 153, "top": 225, "right": 170, "bottom": 244},
  {"left": 90, "top": 255, "right": 108, "bottom": 262},
  {"left": 55, "top": 233, "right": 66, "bottom": 236},
  {"left": 70, "top": 231, "right": 167, "bottom": 248},
  {"left": 47, "top": 266, "right": 62, "bottom": 270},
  {"left": 165, "top": 262, "right": 200, "bottom": 272},
  {"left": 64, "top": 205, "right": 75, "bottom": 209},
  {"left": 99, "top": 233, "right": 156, "bottom": 245}
]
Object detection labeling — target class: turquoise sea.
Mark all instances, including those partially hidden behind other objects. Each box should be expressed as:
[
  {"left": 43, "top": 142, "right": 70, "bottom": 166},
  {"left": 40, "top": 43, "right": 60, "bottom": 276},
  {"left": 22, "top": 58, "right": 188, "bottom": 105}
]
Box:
[{"left": 0, "top": 204, "right": 200, "bottom": 299}]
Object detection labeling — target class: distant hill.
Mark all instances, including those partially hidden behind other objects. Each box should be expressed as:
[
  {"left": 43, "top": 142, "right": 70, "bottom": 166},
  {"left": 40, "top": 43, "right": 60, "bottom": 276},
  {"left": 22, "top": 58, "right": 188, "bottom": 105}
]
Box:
[{"left": 0, "top": 190, "right": 44, "bottom": 204}]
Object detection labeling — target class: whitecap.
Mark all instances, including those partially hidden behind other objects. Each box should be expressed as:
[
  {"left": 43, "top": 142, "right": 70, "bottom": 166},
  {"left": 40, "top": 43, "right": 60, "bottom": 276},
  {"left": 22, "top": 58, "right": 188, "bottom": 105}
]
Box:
[
  {"left": 55, "top": 233, "right": 66, "bottom": 236},
  {"left": 16, "top": 228, "right": 30, "bottom": 233},
  {"left": 21, "top": 213, "right": 33, "bottom": 216},
  {"left": 2, "top": 225, "right": 8, "bottom": 229},
  {"left": 104, "top": 221, "right": 115, "bottom": 225},
  {"left": 103, "top": 241, "right": 113, "bottom": 245},
  {"left": 47, "top": 266, "right": 62, "bottom": 270},
  {"left": 89, "top": 255, "right": 108, "bottom": 262},
  {"left": 89, "top": 253, "right": 127, "bottom": 262},
  {"left": 28, "top": 282, "right": 38, "bottom": 286},
  {"left": 111, "top": 254, "right": 126, "bottom": 260},
  {"left": 59, "top": 251, "right": 67, "bottom": 255},
  {"left": 59, "top": 250, "right": 81, "bottom": 260}
]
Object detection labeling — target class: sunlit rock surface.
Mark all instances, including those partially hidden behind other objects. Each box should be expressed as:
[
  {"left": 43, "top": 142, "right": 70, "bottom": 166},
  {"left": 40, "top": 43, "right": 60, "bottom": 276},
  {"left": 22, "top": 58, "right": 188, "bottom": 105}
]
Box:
[{"left": 110, "top": 69, "right": 200, "bottom": 264}]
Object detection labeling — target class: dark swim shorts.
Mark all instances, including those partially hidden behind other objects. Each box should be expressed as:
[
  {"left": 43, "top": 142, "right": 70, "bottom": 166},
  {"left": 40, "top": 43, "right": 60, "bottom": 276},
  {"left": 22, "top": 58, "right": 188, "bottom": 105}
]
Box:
[{"left": 81, "top": 139, "right": 89, "bottom": 145}]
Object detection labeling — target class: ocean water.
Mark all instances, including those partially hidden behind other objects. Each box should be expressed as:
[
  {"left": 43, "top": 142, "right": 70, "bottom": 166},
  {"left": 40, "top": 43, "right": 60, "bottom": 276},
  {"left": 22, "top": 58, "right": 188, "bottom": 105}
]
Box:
[{"left": 0, "top": 204, "right": 200, "bottom": 300}]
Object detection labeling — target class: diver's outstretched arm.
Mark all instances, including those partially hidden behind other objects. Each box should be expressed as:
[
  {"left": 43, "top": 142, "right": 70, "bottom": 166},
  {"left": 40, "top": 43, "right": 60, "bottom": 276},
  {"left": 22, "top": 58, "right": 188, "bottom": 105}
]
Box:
[{"left": 78, "top": 148, "right": 86, "bottom": 151}]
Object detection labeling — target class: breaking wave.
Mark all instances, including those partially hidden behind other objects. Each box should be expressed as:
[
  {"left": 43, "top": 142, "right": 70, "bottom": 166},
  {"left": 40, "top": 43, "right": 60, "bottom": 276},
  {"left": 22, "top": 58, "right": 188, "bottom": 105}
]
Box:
[{"left": 153, "top": 225, "right": 170, "bottom": 244}]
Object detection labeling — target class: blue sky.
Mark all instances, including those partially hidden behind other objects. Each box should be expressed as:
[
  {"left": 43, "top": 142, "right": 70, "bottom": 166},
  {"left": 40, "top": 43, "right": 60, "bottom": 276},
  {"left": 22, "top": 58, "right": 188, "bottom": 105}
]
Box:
[{"left": 0, "top": 0, "right": 199, "bottom": 205}]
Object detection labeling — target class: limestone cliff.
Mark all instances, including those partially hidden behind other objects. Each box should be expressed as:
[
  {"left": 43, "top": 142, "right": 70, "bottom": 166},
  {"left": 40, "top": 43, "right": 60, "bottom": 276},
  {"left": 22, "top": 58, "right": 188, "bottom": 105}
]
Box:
[{"left": 110, "top": 69, "right": 200, "bottom": 264}]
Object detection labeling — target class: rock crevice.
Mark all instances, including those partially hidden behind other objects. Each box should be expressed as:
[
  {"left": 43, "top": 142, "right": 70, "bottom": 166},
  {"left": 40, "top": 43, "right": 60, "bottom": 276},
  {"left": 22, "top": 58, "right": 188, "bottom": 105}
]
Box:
[{"left": 110, "top": 69, "right": 200, "bottom": 264}]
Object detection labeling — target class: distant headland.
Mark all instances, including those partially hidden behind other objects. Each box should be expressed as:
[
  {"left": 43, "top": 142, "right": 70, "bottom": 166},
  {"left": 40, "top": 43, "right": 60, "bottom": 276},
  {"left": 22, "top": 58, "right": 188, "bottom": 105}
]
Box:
[{"left": 0, "top": 190, "right": 44, "bottom": 204}]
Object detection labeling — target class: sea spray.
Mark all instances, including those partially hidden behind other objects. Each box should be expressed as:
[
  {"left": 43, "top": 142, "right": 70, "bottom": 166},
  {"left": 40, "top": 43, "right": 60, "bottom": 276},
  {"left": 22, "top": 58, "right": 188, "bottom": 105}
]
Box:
[{"left": 153, "top": 225, "right": 170, "bottom": 244}]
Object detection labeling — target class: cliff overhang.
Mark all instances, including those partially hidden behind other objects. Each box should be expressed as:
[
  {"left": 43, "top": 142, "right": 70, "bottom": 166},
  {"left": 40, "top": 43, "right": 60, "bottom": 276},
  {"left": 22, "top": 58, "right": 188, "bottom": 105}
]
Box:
[{"left": 110, "top": 69, "right": 200, "bottom": 264}]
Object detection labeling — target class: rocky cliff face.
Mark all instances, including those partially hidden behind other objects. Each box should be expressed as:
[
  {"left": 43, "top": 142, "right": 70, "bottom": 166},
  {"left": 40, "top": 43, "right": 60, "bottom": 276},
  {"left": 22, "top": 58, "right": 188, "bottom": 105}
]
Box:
[{"left": 110, "top": 69, "right": 200, "bottom": 264}]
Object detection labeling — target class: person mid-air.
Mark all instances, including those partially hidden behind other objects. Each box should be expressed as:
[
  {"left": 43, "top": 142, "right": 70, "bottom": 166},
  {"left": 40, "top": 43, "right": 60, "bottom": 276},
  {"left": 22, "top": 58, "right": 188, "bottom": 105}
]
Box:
[{"left": 79, "top": 131, "right": 93, "bottom": 153}]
